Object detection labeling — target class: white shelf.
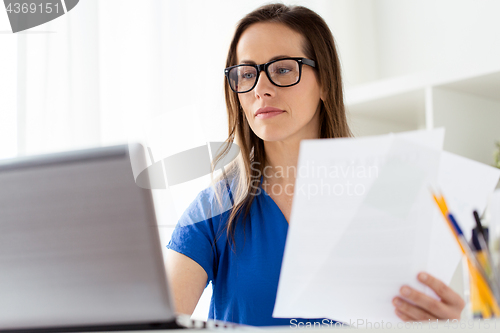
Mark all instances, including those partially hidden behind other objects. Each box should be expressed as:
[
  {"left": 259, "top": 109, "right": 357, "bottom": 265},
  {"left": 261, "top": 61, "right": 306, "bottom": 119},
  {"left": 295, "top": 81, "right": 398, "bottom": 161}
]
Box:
[
  {"left": 346, "top": 65, "right": 500, "bottom": 105},
  {"left": 436, "top": 70, "right": 500, "bottom": 102},
  {"left": 345, "top": 67, "right": 500, "bottom": 166},
  {"left": 347, "top": 89, "right": 426, "bottom": 136}
]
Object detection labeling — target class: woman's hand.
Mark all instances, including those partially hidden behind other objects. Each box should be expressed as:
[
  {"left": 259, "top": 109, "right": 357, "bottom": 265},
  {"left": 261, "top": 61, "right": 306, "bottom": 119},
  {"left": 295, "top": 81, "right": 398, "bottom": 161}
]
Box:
[{"left": 392, "top": 272, "right": 465, "bottom": 321}]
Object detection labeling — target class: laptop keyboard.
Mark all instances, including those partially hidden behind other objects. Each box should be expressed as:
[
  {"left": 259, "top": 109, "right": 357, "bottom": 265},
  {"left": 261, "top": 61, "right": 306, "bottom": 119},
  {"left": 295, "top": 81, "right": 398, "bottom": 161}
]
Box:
[{"left": 175, "top": 315, "right": 255, "bottom": 330}]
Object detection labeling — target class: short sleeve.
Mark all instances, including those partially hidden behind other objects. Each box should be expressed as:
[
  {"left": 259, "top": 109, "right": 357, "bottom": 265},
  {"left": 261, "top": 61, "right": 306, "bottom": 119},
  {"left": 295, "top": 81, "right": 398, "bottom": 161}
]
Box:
[{"left": 166, "top": 186, "right": 226, "bottom": 284}]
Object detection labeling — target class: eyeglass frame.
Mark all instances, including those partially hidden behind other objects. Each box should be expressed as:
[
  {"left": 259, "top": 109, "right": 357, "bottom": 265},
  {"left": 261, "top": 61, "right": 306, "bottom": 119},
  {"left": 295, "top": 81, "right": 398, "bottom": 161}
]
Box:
[{"left": 224, "top": 57, "right": 316, "bottom": 94}]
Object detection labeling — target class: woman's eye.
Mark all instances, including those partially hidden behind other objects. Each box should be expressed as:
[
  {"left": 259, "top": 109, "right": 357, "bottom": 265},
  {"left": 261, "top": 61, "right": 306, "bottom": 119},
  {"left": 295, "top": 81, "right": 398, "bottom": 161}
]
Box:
[
  {"left": 276, "top": 67, "right": 291, "bottom": 74},
  {"left": 241, "top": 72, "right": 255, "bottom": 79}
]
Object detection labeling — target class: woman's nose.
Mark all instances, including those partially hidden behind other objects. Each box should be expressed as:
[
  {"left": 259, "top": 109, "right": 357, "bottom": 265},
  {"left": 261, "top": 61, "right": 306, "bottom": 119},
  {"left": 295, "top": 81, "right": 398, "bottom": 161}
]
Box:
[{"left": 253, "top": 71, "right": 275, "bottom": 98}]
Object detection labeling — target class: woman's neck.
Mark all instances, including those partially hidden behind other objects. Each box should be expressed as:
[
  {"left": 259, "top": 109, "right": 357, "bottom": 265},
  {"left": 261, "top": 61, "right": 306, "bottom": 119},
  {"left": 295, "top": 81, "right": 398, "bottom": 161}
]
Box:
[
  {"left": 263, "top": 139, "right": 300, "bottom": 187},
  {"left": 261, "top": 106, "right": 321, "bottom": 190}
]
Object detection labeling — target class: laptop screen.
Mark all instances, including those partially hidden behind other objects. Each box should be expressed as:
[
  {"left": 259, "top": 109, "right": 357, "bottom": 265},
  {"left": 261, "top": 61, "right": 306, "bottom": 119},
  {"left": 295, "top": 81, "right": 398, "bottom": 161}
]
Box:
[{"left": 0, "top": 145, "right": 176, "bottom": 330}]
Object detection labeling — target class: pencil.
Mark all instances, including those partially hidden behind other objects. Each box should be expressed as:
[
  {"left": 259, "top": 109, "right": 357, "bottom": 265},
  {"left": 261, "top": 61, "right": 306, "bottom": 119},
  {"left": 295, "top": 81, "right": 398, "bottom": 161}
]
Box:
[
  {"left": 472, "top": 211, "right": 500, "bottom": 303},
  {"left": 431, "top": 193, "right": 500, "bottom": 317}
]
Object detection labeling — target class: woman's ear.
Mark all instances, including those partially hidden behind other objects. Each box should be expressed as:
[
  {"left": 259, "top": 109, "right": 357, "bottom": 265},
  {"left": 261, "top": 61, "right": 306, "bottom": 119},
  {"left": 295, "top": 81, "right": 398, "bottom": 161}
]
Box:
[
  {"left": 317, "top": 77, "right": 326, "bottom": 102},
  {"left": 320, "top": 87, "right": 326, "bottom": 102}
]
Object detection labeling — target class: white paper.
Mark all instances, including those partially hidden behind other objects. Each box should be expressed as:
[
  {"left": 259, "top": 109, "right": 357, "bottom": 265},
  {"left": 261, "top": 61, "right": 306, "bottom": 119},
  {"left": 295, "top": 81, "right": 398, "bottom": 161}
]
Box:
[
  {"left": 273, "top": 129, "right": 442, "bottom": 324},
  {"left": 273, "top": 129, "right": 500, "bottom": 324}
]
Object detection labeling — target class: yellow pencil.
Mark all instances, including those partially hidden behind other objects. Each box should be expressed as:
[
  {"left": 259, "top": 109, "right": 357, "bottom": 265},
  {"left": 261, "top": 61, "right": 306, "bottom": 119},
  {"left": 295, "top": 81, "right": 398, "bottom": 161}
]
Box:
[{"left": 431, "top": 193, "right": 500, "bottom": 317}]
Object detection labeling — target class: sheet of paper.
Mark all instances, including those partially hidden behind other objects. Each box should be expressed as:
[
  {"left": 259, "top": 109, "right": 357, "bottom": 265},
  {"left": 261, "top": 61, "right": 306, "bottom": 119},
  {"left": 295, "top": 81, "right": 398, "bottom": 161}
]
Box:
[
  {"left": 273, "top": 129, "right": 443, "bottom": 324},
  {"left": 273, "top": 128, "right": 500, "bottom": 324}
]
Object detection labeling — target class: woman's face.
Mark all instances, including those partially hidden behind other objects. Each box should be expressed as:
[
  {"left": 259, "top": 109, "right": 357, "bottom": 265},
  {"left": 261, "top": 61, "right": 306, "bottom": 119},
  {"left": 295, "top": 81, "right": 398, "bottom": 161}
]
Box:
[{"left": 236, "top": 22, "right": 323, "bottom": 143}]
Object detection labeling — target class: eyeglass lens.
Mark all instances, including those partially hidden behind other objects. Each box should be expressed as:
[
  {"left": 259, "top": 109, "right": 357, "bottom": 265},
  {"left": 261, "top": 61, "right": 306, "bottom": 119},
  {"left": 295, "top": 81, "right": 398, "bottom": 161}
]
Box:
[{"left": 228, "top": 59, "right": 300, "bottom": 93}]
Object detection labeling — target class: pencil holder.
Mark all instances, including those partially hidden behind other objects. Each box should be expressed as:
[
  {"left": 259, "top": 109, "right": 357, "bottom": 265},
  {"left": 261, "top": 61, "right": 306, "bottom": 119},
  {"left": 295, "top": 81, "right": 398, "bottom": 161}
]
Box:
[
  {"left": 488, "top": 190, "right": 500, "bottom": 293},
  {"left": 463, "top": 250, "right": 500, "bottom": 319},
  {"left": 461, "top": 255, "right": 473, "bottom": 320}
]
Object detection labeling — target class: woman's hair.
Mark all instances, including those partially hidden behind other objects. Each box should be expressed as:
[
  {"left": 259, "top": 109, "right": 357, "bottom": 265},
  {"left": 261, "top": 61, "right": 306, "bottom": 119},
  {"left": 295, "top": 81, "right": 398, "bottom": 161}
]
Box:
[{"left": 210, "top": 3, "right": 352, "bottom": 248}]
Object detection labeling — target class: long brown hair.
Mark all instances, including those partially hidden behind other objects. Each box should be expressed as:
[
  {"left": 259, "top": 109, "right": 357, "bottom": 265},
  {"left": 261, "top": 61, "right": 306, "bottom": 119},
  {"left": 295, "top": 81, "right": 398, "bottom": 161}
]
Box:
[{"left": 210, "top": 3, "right": 352, "bottom": 248}]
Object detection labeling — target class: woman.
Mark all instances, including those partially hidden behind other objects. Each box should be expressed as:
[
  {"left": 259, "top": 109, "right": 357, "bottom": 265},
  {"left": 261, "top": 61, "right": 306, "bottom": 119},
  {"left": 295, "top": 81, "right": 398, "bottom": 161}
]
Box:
[{"left": 166, "top": 3, "right": 465, "bottom": 326}]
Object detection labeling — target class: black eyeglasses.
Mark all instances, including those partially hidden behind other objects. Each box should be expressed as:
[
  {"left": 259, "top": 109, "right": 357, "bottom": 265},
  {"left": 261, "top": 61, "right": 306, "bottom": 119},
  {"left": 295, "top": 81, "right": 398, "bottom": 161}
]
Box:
[{"left": 224, "top": 57, "right": 316, "bottom": 93}]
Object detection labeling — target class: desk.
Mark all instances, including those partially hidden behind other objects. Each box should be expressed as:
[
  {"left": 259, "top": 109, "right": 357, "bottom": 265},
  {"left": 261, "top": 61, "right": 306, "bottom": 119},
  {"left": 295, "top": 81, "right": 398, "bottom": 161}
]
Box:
[{"left": 106, "top": 319, "right": 500, "bottom": 333}]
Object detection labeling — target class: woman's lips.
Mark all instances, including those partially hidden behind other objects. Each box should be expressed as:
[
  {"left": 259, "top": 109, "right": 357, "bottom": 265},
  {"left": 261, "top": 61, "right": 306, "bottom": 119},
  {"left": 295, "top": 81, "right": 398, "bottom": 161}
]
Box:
[{"left": 255, "top": 107, "right": 285, "bottom": 119}]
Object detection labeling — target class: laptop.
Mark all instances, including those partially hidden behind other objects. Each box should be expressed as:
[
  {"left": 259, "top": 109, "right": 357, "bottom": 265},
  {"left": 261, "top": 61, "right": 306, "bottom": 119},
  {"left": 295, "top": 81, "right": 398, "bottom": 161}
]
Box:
[{"left": 0, "top": 144, "right": 238, "bottom": 332}]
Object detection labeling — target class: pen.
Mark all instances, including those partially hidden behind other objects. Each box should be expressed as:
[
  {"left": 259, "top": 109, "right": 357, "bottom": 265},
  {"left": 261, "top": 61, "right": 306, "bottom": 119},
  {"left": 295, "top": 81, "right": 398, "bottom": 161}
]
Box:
[
  {"left": 431, "top": 193, "right": 500, "bottom": 317},
  {"left": 448, "top": 212, "right": 500, "bottom": 317},
  {"left": 473, "top": 210, "right": 487, "bottom": 245},
  {"left": 471, "top": 211, "right": 500, "bottom": 302},
  {"left": 447, "top": 213, "right": 498, "bottom": 300}
]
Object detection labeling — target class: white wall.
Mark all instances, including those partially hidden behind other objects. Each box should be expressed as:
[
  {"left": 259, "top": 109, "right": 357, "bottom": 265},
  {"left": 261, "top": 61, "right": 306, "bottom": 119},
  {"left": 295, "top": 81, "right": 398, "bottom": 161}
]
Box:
[
  {"left": 374, "top": 0, "right": 500, "bottom": 80},
  {"left": 288, "top": 1, "right": 500, "bottom": 87},
  {"left": 0, "top": 33, "right": 17, "bottom": 159},
  {"left": 432, "top": 87, "right": 500, "bottom": 166},
  {"left": 301, "top": 0, "right": 380, "bottom": 87}
]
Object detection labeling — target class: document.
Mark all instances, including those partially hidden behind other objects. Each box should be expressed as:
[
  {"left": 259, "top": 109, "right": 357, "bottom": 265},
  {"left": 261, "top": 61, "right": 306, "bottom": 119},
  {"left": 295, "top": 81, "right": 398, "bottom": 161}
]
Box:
[{"left": 272, "top": 129, "right": 500, "bottom": 324}]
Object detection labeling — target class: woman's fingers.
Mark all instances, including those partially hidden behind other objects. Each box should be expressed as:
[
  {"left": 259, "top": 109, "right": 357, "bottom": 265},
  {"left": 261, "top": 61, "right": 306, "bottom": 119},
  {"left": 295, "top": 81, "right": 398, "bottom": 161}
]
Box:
[
  {"left": 417, "top": 272, "right": 465, "bottom": 310},
  {"left": 393, "top": 272, "right": 465, "bottom": 321},
  {"left": 393, "top": 297, "right": 438, "bottom": 321},
  {"left": 394, "top": 308, "right": 415, "bottom": 322},
  {"left": 397, "top": 284, "right": 450, "bottom": 319}
]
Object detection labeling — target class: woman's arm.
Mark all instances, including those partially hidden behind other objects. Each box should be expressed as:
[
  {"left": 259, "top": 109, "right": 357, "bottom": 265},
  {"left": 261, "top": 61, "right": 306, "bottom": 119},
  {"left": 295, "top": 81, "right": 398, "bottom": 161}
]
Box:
[{"left": 165, "top": 249, "right": 208, "bottom": 316}]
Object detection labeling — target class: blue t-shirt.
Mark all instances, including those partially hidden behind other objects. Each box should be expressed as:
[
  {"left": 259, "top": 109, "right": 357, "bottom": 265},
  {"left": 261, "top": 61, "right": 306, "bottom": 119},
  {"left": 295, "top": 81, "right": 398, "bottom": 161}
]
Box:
[{"left": 167, "top": 177, "right": 333, "bottom": 327}]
